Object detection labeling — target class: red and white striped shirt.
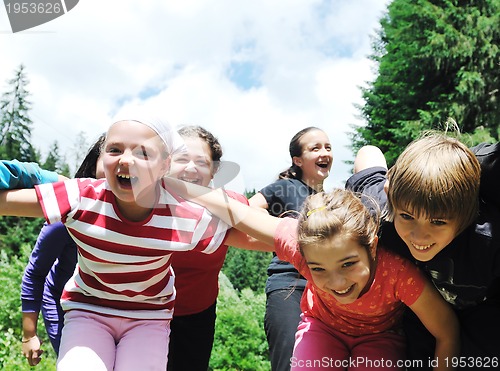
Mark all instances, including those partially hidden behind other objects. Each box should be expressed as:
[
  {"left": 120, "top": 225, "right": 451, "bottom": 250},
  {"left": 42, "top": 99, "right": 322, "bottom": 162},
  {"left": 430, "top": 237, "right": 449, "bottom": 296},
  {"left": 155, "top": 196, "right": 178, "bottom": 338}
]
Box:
[{"left": 35, "top": 178, "right": 229, "bottom": 320}]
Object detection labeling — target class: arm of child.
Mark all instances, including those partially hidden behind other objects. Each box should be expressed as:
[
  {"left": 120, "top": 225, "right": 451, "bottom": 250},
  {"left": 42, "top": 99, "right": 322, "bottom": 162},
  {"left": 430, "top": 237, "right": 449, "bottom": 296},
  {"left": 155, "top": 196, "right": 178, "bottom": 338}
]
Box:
[
  {"left": 0, "top": 160, "right": 60, "bottom": 189},
  {"left": 21, "top": 223, "right": 72, "bottom": 365},
  {"left": 225, "top": 228, "right": 275, "bottom": 252},
  {"left": 165, "top": 176, "right": 281, "bottom": 245},
  {"left": 21, "top": 312, "right": 43, "bottom": 366},
  {"left": 200, "top": 190, "right": 280, "bottom": 246},
  {"left": 0, "top": 189, "right": 44, "bottom": 217},
  {"left": 408, "top": 280, "right": 460, "bottom": 371},
  {"left": 248, "top": 192, "right": 269, "bottom": 209}
]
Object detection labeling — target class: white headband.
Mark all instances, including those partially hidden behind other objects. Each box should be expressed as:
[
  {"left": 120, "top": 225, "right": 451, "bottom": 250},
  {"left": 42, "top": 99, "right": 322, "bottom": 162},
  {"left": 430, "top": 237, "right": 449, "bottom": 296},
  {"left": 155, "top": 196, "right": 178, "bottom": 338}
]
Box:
[{"left": 110, "top": 112, "right": 186, "bottom": 155}]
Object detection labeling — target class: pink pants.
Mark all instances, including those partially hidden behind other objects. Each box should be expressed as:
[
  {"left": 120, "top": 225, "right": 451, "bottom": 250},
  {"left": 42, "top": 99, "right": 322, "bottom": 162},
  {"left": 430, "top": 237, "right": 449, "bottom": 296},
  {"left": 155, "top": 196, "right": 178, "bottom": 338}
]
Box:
[
  {"left": 291, "top": 316, "right": 406, "bottom": 370},
  {"left": 57, "top": 310, "right": 170, "bottom": 371}
]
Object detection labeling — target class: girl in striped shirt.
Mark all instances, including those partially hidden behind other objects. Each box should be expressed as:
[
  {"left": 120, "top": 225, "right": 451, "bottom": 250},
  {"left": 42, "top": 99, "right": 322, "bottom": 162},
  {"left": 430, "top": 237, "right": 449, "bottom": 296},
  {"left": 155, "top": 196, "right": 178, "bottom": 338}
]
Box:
[{"left": 0, "top": 115, "right": 238, "bottom": 371}]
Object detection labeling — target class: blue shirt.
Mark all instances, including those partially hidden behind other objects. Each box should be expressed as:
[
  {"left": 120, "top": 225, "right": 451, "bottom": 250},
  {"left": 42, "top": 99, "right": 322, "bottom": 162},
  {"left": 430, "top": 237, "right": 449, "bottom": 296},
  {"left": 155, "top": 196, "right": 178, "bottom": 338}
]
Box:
[{"left": 0, "top": 160, "right": 58, "bottom": 189}]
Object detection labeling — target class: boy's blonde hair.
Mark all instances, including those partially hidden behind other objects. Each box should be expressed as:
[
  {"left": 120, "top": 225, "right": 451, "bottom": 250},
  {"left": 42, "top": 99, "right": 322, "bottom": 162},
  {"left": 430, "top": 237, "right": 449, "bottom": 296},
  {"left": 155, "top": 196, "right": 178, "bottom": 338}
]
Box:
[
  {"left": 386, "top": 133, "right": 480, "bottom": 234},
  {"left": 298, "top": 189, "right": 379, "bottom": 254}
]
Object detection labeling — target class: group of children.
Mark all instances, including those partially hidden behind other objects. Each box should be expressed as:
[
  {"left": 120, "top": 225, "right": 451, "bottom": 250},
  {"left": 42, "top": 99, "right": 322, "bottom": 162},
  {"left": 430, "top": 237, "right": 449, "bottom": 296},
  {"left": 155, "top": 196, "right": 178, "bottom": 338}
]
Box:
[
  {"left": 162, "top": 130, "right": 500, "bottom": 370},
  {"left": 3, "top": 115, "right": 259, "bottom": 371},
  {"left": 18, "top": 125, "right": 252, "bottom": 370},
  {"left": 1, "top": 113, "right": 499, "bottom": 370}
]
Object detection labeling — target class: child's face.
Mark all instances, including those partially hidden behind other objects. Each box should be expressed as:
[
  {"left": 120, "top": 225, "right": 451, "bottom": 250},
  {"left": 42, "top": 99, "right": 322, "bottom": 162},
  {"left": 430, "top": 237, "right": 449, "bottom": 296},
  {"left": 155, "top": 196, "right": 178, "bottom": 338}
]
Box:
[
  {"left": 102, "top": 120, "right": 169, "bottom": 207},
  {"left": 293, "top": 130, "right": 333, "bottom": 184},
  {"left": 168, "top": 137, "right": 214, "bottom": 187},
  {"left": 303, "top": 234, "right": 375, "bottom": 305},
  {"left": 393, "top": 208, "right": 460, "bottom": 262}
]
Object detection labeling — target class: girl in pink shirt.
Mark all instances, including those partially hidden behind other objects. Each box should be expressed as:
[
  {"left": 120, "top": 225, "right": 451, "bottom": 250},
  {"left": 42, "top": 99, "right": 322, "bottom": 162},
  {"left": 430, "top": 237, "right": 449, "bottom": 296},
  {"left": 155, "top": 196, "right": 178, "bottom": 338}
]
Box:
[
  {"left": 167, "top": 125, "right": 248, "bottom": 371},
  {"left": 164, "top": 181, "right": 460, "bottom": 371}
]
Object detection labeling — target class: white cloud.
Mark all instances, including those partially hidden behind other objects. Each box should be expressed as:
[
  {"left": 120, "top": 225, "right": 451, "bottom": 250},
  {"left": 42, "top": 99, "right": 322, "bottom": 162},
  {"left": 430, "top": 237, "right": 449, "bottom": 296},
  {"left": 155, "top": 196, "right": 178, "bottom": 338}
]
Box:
[{"left": 0, "top": 0, "right": 388, "bottom": 193}]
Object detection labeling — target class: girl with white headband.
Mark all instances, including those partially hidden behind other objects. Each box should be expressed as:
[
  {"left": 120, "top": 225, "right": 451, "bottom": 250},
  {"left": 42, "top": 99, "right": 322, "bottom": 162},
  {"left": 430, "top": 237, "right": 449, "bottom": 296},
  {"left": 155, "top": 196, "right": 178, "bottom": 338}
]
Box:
[{"left": 0, "top": 114, "right": 266, "bottom": 370}]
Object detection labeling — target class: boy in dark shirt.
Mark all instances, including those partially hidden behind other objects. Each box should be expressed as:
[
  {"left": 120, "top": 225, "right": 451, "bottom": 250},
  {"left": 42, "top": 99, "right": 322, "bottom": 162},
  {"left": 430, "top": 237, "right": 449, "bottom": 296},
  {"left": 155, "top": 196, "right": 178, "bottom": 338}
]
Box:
[{"left": 346, "top": 134, "right": 500, "bottom": 369}]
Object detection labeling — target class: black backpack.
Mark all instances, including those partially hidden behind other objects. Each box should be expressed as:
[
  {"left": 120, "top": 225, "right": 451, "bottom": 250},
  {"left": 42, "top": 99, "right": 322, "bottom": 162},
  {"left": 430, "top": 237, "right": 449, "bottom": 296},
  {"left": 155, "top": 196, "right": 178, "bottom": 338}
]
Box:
[{"left": 471, "top": 142, "right": 500, "bottom": 210}]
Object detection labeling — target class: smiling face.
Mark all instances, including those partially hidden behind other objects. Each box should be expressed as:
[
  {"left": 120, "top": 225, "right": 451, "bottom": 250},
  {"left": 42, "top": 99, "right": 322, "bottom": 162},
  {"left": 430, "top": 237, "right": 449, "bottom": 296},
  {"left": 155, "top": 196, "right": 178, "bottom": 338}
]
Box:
[
  {"left": 303, "top": 233, "right": 376, "bottom": 305},
  {"left": 293, "top": 129, "right": 333, "bottom": 190},
  {"left": 386, "top": 134, "right": 481, "bottom": 255},
  {"left": 169, "top": 136, "right": 214, "bottom": 187},
  {"left": 394, "top": 208, "right": 460, "bottom": 261},
  {"left": 102, "top": 120, "right": 170, "bottom": 218}
]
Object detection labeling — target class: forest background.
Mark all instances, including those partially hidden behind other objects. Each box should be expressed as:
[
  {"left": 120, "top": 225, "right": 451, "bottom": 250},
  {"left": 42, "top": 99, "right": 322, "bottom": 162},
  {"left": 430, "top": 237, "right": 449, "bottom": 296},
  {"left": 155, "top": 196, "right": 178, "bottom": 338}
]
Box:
[{"left": 0, "top": 0, "right": 498, "bottom": 370}]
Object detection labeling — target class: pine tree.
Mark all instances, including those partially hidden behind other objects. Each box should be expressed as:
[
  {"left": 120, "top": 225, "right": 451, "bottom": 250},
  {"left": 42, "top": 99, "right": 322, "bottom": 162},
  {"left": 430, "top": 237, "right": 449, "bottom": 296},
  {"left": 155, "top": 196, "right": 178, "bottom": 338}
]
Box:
[
  {"left": 0, "top": 64, "right": 37, "bottom": 162},
  {"left": 72, "top": 131, "right": 89, "bottom": 175},
  {"left": 42, "top": 140, "right": 70, "bottom": 177},
  {"left": 42, "top": 141, "right": 60, "bottom": 171},
  {"left": 0, "top": 65, "right": 43, "bottom": 256},
  {"left": 352, "top": 0, "right": 500, "bottom": 165}
]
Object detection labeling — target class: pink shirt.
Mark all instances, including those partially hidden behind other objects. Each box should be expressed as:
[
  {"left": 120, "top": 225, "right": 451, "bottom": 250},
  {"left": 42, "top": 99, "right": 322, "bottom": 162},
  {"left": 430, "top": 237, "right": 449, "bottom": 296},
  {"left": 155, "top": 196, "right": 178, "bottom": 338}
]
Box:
[
  {"left": 275, "top": 218, "right": 426, "bottom": 336},
  {"left": 171, "top": 191, "right": 248, "bottom": 316}
]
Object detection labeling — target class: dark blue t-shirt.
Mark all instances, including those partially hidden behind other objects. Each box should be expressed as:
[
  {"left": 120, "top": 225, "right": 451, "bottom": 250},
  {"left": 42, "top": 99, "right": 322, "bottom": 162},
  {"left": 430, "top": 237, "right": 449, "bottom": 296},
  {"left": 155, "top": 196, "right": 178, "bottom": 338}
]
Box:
[{"left": 259, "top": 178, "right": 315, "bottom": 293}]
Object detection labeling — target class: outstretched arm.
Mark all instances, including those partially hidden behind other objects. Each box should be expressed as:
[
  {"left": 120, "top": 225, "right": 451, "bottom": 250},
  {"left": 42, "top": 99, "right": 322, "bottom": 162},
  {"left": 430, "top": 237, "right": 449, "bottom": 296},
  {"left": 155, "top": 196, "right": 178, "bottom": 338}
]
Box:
[
  {"left": 165, "top": 177, "right": 281, "bottom": 246},
  {"left": 225, "top": 229, "right": 275, "bottom": 252},
  {"left": 409, "top": 280, "right": 460, "bottom": 371},
  {"left": 248, "top": 192, "right": 268, "bottom": 209},
  {"left": 0, "top": 189, "right": 44, "bottom": 217},
  {"left": 0, "top": 160, "right": 62, "bottom": 189}
]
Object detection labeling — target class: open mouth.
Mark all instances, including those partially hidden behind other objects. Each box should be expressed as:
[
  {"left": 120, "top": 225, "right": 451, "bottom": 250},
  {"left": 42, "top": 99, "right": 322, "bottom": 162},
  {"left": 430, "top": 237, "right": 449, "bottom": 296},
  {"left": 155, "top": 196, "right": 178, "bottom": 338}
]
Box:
[
  {"left": 316, "top": 161, "right": 329, "bottom": 169},
  {"left": 411, "top": 242, "right": 434, "bottom": 251},
  {"left": 333, "top": 284, "right": 354, "bottom": 296},
  {"left": 179, "top": 176, "right": 201, "bottom": 185},
  {"left": 117, "top": 174, "right": 138, "bottom": 188}
]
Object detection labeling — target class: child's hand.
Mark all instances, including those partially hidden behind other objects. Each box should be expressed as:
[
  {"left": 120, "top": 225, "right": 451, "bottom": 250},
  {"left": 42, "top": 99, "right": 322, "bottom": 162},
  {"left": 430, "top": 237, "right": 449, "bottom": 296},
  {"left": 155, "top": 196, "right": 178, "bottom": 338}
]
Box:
[{"left": 21, "top": 335, "right": 43, "bottom": 366}]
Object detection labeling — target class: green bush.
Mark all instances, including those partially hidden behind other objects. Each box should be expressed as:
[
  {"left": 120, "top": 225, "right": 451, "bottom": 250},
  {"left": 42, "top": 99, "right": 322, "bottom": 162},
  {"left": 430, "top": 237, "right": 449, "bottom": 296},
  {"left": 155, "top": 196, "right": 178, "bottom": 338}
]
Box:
[
  {"left": 223, "top": 248, "right": 272, "bottom": 293},
  {"left": 0, "top": 247, "right": 270, "bottom": 370},
  {"left": 0, "top": 244, "right": 57, "bottom": 370},
  {"left": 0, "top": 217, "right": 44, "bottom": 255},
  {"left": 210, "top": 273, "right": 270, "bottom": 371}
]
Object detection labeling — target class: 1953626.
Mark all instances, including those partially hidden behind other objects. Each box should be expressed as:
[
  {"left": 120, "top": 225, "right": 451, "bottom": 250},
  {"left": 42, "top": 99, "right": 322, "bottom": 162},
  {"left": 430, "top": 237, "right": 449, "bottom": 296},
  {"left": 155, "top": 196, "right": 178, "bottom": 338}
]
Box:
[
  {"left": 445, "top": 357, "right": 498, "bottom": 368},
  {"left": 5, "top": 2, "right": 63, "bottom": 14}
]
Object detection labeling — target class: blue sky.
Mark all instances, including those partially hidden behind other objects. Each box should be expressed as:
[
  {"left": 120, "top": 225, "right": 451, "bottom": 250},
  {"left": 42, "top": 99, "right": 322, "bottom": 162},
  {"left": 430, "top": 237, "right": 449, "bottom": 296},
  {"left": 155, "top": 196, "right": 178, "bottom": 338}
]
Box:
[{"left": 0, "top": 0, "right": 389, "bottom": 193}]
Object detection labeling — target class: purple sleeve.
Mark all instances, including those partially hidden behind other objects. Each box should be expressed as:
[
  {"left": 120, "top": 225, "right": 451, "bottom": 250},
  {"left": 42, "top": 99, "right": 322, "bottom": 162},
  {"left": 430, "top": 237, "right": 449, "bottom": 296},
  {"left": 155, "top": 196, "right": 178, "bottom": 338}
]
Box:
[{"left": 21, "top": 222, "right": 73, "bottom": 312}]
